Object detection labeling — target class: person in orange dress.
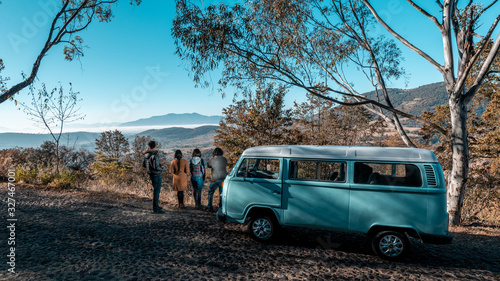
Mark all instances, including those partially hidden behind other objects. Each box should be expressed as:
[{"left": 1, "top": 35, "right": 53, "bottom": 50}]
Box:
[{"left": 170, "top": 150, "right": 190, "bottom": 208}]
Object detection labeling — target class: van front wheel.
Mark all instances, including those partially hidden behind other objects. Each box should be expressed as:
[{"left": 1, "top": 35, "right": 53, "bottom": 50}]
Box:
[
  {"left": 249, "top": 215, "right": 276, "bottom": 242},
  {"left": 371, "top": 231, "right": 409, "bottom": 261}
]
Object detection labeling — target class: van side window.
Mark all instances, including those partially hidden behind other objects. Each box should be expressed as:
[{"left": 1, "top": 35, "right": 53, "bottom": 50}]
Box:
[
  {"left": 236, "top": 158, "right": 280, "bottom": 179},
  {"left": 354, "top": 162, "right": 422, "bottom": 187},
  {"left": 290, "top": 160, "right": 346, "bottom": 182}
]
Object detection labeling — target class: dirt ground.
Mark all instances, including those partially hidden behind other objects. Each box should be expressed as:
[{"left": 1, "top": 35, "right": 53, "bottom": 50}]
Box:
[{"left": 2, "top": 185, "right": 499, "bottom": 280}]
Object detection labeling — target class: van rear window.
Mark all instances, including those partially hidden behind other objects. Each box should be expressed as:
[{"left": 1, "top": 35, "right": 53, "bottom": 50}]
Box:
[
  {"left": 290, "top": 160, "right": 346, "bottom": 182},
  {"left": 354, "top": 162, "right": 422, "bottom": 187}
]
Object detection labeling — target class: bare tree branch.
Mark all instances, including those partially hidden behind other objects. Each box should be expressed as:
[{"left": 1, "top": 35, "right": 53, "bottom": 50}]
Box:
[
  {"left": 464, "top": 31, "right": 500, "bottom": 104},
  {"left": 362, "top": 0, "right": 445, "bottom": 72},
  {"left": 407, "top": 0, "right": 442, "bottom": 26}
]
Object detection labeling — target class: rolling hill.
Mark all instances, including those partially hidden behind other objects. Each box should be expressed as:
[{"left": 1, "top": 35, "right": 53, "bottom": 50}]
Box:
[
  {"left": 0, "top": 132, "right": 101, "bottom": 150},
  {"left": 0, "top": 126, "right": 219, "bottom": 150},
  {"left": 364, "top": 82, "right": 448, "bottom": 118}
]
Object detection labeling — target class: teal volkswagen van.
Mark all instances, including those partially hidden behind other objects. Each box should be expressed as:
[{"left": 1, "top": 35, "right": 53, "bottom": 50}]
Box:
[{"left": 217, "top": 145, "right": 452, "bottom": 260}]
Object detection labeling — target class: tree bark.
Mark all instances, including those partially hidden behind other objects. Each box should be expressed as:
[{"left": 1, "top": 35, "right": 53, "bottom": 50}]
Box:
[{"left": 447, "top": 95, "right": 469, "bottom": 225}]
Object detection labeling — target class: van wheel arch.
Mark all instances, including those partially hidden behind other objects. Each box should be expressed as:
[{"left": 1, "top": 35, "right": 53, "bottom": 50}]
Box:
[{"left": 367, "top": 226, "right": 418, "bottom": 239}]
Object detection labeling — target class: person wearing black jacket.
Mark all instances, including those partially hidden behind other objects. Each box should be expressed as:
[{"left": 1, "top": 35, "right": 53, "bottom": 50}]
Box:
[{"left": 143, "top": 141, "right": 165, "bottom": 213}]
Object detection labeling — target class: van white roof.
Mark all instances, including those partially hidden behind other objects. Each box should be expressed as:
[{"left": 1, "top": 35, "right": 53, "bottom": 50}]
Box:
[{"left": 241, "top": 145, "right": 439, "bottom": 163}]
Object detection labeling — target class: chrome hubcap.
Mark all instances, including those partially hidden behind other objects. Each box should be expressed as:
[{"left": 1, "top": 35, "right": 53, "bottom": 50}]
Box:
[
  {"left": 379, "top": 234, "right": 404, "bottom": 257},
  {"left": 252, "top": 218, "right": 272, "bottom": 239}
]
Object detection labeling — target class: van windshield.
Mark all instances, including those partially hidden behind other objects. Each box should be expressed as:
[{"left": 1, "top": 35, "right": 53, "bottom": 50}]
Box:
[
  {"left": 354, "top": 162, "right": 422, "bottom": 187},
  {"left": 236, "top": 158, "right": 280, "bottom": 179}
]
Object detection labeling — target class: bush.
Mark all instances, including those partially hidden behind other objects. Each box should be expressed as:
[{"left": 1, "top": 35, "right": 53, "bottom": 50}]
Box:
[
  {"left": 462, "top": 184, "right": 500, "bottom": 225},
  {"left": 463, "top": 164, "right": 500, "bottom": 225},
  {"left": 90, "top": 154, "right": 134, "bottom": 185},
  {"left": 49, "top": 169, "right": 80, "bottom": 189},
  {"left": 0, "top": 149, "right": 18, "bottom": 180},
  {"left": 39, "top": 170, "right": 55, "bottom": 185},
  {"left": 16, "top": 166, "right": 39, "bottom": 184}
]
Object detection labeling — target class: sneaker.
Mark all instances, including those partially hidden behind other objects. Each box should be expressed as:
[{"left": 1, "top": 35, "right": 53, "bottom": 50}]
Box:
[{"left": 153, "top": 209, "right": 165, "bottom": 214}]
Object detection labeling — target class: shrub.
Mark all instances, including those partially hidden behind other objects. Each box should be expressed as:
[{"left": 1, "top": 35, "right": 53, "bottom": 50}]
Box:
[
  {"left": 16, "top": 166, "right": 39, "bottom": 184},
  {"left": 39, "top": 170, "right": 55, "bottom": 185},
  {"left": 90, "top": 154, "right": 133, "bottom": 185},
  {"left": 0, "top": 149, "right": 18, "bottom": 180},
  {"left": 49, "top": 169, "right": 80, "bottom": 189},
  {"left": 463, "top": 164, "right": 500, "bottom": 225}
]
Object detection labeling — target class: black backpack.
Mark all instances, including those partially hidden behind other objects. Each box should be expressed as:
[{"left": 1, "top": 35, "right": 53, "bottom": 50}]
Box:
[{"left": 143, "top": 153, "right": 158, "bottom": 172}]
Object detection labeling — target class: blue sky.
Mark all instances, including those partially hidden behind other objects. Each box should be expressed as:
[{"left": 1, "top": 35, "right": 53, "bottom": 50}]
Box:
[
  {"left": 1, "top": 0, "right": 236, "bottom": 133},
  {"left": 0, "top": 1, "right": 497, "bottom": 133}
]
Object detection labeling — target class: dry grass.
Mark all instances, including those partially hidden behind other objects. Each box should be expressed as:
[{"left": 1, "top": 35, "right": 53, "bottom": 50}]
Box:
[
  {"left": 463, "top": 183, "right": 500, "bottom": 225},
  {"left": 81, "top": 179, "right": 219, "bottom": 209},
  {"left": 450, "top": 225, "right": 500, "bottom": 237}
]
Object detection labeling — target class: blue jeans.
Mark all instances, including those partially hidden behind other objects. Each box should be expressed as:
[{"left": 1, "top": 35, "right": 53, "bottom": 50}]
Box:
[
  {"left": 208, "top": 180, "right": 223, "bottom": 209},
  {"left": 191, "top": 176, "right": 204, "bottom": 207},
  {"left": 149, "top": 174, "right": 162, "bottom": 211}
]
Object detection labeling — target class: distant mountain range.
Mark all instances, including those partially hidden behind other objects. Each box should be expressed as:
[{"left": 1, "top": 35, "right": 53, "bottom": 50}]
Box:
[
  {"left": 0, "top": 83, "right": 452, "bottom": 150},
  {"left": 120, "top": 113, "right": 222, "bottom": 127},
  {"left": 0, "top": 113, "right": 222, "bottom": 149},
  {"left": 0, "top": 125, "right": 219, "bottom": 150}
]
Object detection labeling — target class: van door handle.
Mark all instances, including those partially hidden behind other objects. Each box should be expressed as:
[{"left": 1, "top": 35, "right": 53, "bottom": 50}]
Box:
[{"left": 272, "top": 190, "right": 281, "bottom": 195}]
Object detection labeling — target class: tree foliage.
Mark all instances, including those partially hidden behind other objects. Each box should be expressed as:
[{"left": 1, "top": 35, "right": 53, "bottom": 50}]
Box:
[
  {"left": 0, "top": 59, "right": 7, "bottom": 94},
  {"left": 0, "top": 0, "right": 142, "bottom": 104},
  {"left": 474, "top": 92, "right": 500, "bottom": 173},
  {"left": 214, "top": 84, "right": 300, "bottom": 165},
  {"left": 127, "top": 135, "right": 157, "bottom": 177},
  {"left": 294, "top": 93, "right": 383, "bottom": 146},
  {"left": 173, "top": 0, "right": 446, "bottom": 148},
  {"left": 95, "top": 130, "right": 129, "bottom": 159}
]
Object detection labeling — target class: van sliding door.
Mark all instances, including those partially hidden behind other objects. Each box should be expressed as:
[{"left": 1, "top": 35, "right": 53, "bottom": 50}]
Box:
[{"left": 283, "top": 159, "right": 349, "bottom": 229}]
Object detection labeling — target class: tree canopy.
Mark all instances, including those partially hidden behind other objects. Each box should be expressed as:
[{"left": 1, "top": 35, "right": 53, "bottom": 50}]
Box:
[
  {"left": 214, "top": 84, "right": 299, "bottom": 165},
  {"left": 95, "top": 130, "right": 129, "bottom": 159},
  {"left": 173, "top": 0, "right": 449, "bottom": 147}
]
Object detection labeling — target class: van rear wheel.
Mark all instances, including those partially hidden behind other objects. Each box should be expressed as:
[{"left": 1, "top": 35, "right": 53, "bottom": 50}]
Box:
[
  {"left": 249, "top": 215, "right": 277, "bottom": 242},
  {"left": 371, "top": 231, "right": 409, "bottom": 261}
]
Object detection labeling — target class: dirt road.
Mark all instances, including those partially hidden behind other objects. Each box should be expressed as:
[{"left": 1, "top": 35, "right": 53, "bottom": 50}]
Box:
[{"left": 2, "top": 185, "right": 499, "bottom": 280}]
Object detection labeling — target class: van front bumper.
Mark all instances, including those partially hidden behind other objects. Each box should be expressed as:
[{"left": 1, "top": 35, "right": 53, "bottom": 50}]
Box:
[
  {"left": 216, "top": 209, "right": 226, "bottom": 223},
  {"left": 420, "top": 233, "right": 453, "bottom": 244}
]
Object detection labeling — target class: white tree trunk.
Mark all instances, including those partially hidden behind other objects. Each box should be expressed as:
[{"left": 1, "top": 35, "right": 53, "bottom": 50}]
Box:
[{"left": 447, "top": 96, "right": 469, "bottom": 225}]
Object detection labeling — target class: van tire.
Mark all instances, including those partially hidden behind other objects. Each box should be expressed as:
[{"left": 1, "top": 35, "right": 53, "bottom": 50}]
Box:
[
  {"left": 371, "top": 231, "right": 409, "bottom": 261},
  {"left": 248, "top": 215, "right": 278, "bottom": 242}
]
